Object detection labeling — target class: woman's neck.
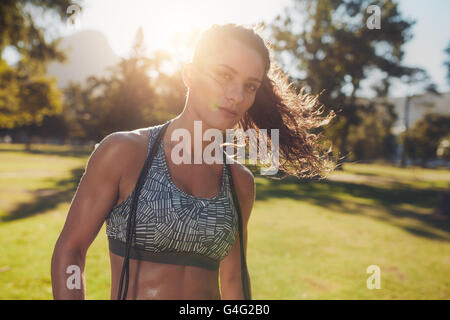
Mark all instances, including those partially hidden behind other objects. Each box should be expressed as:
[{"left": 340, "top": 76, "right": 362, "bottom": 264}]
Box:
[{"left": 162, "top": 111, "right": 223, "bottom": 165}]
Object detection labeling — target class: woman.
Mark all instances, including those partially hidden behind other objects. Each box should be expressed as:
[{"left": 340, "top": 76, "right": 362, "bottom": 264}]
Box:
[{"left": 51, "top": 23, "right": 335, "bottom": 300}]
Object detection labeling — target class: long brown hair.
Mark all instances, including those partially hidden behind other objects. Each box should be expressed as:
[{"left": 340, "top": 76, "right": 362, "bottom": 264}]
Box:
[{"left": 193, "top": 23, "right": 337, "bottom": 179}]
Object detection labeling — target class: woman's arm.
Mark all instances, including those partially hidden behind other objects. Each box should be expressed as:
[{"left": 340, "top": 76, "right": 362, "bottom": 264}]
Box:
[
  {"left": 219, "top": 162, "right": 255, "bottom": 299},
  {"left": 51, "top": 133, "right": 133, "bottom": 299}
]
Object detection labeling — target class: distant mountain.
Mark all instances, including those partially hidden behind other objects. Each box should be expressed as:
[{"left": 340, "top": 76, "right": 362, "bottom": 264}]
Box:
[
  {"left": 47, "top": 29, "right": 120, "bottom": 88},
  {"left": 46, "top": 30, "right": 449, "bottom": 137}
]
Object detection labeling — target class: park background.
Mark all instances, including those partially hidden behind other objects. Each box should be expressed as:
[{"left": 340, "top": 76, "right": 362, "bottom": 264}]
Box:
[{"left": 0, "top": 0, "right": 449, "bottom": 299}]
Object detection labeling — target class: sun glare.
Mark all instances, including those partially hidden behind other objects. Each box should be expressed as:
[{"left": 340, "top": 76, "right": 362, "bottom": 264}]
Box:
[
  {"left": 138, "top": 1, "right": 212, "bottom": 73},
  {"left": 79, "top": 0, "right": 276, "bottom": 75}
]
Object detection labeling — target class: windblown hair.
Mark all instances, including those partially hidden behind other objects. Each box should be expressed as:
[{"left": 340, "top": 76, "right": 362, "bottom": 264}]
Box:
[{"left": 192, "top": 23, "right": 337, "bottom": 179}]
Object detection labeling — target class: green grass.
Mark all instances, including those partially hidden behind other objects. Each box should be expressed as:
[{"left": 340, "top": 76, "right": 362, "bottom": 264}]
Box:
[{"left": 0, "top": 143, "right": 449, "bottom": 299}]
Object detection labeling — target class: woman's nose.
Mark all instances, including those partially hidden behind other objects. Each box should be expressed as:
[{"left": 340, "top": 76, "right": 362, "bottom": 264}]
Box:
[{"left": 226, "top": 82, "right": 245, "bottom": 105}]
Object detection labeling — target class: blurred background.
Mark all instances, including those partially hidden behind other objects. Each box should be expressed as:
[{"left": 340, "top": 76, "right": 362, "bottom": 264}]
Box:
[{"left": 0, "top": 0, "right": 449, "bottom": 299}]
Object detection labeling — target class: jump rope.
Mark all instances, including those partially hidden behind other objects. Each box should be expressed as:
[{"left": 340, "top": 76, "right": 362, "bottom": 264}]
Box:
[{"left": 117, "top": 120, "right": 251, "bottom": 300}]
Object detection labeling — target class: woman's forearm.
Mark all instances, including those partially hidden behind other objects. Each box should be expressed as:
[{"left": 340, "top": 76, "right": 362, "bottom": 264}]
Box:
[{"left": 51, "top": 242, "right": 86, "bottom": 300}]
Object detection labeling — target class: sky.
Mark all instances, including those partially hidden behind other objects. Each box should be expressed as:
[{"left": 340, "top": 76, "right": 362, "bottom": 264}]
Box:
[
  {"left": 391, "top": 0, "right": 450, "bottom": 97},
  {"left": 4, "top": 0, "right": 450, "bottom": 98},
  {"left": 62, "top": 0, "right": 292, "bottom": 68}
]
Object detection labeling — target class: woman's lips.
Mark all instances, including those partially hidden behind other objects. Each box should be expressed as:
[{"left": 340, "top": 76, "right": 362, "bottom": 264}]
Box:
[{"left": 219, "top": 107, "right": 237, "bottom": 118}]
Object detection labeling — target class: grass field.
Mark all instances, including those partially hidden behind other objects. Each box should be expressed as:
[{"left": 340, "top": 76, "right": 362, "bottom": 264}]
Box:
[{"left": 0, "top": 143, "right": 449, "bottom": 299}]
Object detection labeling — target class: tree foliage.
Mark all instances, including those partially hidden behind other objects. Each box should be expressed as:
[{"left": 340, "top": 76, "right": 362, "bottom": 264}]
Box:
[
  {"left": 265, "top": 0, "right": 418, "bottom": 160},
  {"left": 400, "top": 113, "right": 450, "bottom": 165},
  {"left": 62, "top": 27, "right": 184, "bottom": 141},
  {"left": 0, "top": 0, "right": 74, "bottom": 143},
  {"left": 445, "top": 41, "right": 450, "bottom": 85}
]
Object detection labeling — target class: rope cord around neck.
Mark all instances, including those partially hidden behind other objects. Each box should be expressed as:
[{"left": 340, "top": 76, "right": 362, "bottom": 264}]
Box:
[
  {"left": 117, "top": 121, "right": 251, "bottom": 300},
  {"left": 225, "top": 153, "right": 252, "bottom": 300},
  {"left": 117, "top": 121, "right": 169, "bottom": 300}
]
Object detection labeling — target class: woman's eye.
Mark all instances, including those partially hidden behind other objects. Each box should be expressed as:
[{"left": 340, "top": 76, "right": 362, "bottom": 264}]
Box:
[{"left": 247, "top": 84, "right": 257, "bottom": 92}]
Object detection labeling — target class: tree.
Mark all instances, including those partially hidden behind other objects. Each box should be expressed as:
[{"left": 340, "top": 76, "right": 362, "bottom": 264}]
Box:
[
  {"left": 0, "top": 0, "right": 77, "bottom": 149},
  {"left": 265, "top": 0, "right": 417, "bottom": 165},
  {"left": 348, "top": 97, "right": 397, "bottom": 161},
  {"left": 436, "top": 134, "right": 450, "bottom": 161},
  {"left": 62, "top": 27, "right": 177, "bottom": 141},
  {"left": 445, "top": 41, "right": 450, "bottom": 85},
  {"left": 400, "top": 113, "right": 450, "bottom": 167},
  {"left": 398, "top": 69, "right": 440, "bottom": 167}
]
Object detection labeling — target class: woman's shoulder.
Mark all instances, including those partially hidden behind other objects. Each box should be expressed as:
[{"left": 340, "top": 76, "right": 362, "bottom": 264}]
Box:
[
  {"left": 225, "top": 155, "right": 255, "bottom": 225},
  {"left": 86, "top": 125, "right": 162, "bottom": 185},
  {"left": 225, "top": 155, "right": 255, "bottom": 205},
  {"left": 94, "top": 128, "right": 145, "bottom": 153},
  {"left": 225, "top": 151, "right": 254, "bottom": 174},
  {"left": 94, "top": 124, "right": 163, "bottom": 154}
]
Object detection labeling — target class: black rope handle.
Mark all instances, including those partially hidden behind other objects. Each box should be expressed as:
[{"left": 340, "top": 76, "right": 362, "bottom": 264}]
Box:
[
  {"left": 225, "top": 153, "right": 252, "bottom": 300},
  {"left": 116, "top": 121, "right": 251, "bottom": 300},
  {"left": 117, "top": 121, "right": 170, "bottom": 300}
]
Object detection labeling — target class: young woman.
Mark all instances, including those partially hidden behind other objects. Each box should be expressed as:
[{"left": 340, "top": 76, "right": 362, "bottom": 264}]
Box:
[{"left": 51, "top": 23, "right": 335, "bottom": 300}]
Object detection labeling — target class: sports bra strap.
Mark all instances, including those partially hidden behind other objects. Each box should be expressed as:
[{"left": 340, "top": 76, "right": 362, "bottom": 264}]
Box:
[
  {"left": 225, "top": 154, "right": 252, "bottom": 300},
  {"left": 117, "top": 120, "right": 251, "bottom": 300},
  {"left": 117, "top": 121, "right": 169, "bottom": 300}
]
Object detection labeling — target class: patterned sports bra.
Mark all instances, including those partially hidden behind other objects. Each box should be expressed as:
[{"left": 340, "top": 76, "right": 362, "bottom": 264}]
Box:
[{"left": 105, "top": 122, "right": 239, "bottom": 271}]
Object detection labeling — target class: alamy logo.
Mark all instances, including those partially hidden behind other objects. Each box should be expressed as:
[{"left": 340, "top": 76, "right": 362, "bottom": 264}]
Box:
[
  {"left": 66, "top": 265, "right": 81, "bottom": 290},
  {"left": 366, "top": 265, "right": 381, "bottom": 289},
  {"left": 66, "top": 3, "right": 82, "bottom": 30},
  {"left": 366, "top": 5, "right": 381, "bottom": 30},
  {"left": 169, "top": 121, "right": 280, "bottom": 175}
]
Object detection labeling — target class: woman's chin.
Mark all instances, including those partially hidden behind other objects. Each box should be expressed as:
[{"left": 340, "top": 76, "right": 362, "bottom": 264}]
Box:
[
  {"left": 213, "top": 118, "right": 237, "bottom": 131},
  {"left": 199, "top": 115, "right": 234, "bottom": 131}
]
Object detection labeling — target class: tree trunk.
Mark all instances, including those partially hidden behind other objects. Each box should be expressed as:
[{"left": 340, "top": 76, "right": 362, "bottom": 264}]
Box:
[
  {"left": 400, "top": 96, "right": 411, "bottom": 168},
  {"left": 337, "top": 120, "right": 351, "bottom": 170},
  {"left": 25, "top": 130, "right": 32, "bottom": 151}
]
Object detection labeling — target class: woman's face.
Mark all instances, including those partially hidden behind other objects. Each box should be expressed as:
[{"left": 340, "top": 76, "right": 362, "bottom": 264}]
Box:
[{"left": 185, "top": 38, "right": 266, "bottom": 130}]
